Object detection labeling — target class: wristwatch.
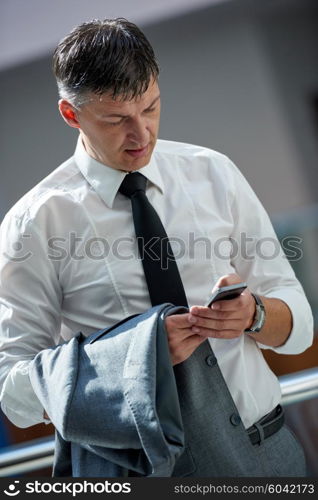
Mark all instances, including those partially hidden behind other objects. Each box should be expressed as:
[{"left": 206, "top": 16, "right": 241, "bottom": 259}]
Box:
[{"left": 244, "top": 293, "right": 266, "bottom": 333}]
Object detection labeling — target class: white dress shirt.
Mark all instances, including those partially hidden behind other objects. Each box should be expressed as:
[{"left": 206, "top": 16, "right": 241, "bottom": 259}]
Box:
[{"left": 0, "top": 137, "right": 313, "bottom": 429}]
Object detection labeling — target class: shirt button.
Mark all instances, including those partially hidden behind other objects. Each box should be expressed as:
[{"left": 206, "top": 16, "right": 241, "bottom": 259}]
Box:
[
  {"left": 205, "top": 355, "right": 217, "bottom": 367},
  {"left": 230, "top": 413, "right": 242, "bottom": 426}
]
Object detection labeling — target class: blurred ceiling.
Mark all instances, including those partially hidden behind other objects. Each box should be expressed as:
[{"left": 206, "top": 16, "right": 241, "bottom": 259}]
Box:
[{"left": 0, "top": 0, "right": 228, "bottom": 70}]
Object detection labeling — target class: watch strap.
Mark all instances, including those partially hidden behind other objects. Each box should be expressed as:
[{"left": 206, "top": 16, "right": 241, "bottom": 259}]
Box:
[{"left": 245, "top": 293, "right": 266, "bottom": 333}]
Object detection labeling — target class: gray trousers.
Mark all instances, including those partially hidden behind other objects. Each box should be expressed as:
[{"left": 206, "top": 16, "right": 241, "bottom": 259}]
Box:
[{"left": 172, "top": 340, "right": 307, "bottom": 477}]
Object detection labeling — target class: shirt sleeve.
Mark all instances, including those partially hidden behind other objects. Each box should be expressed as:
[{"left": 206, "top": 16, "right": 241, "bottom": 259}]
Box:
[
  {"left": 0, "top": 211, "right": 62, "bottom": 427},
  {"left": 225, "top": 156, "right": 314, "bottom": 354}
]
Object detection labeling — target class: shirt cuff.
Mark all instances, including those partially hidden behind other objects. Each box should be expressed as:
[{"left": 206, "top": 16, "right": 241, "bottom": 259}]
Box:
[
  {"left": 0, "top": 360, "right": 49, "bottom": 428},
  {"left": 256, "top": 288, "right": 314, "bottom": 354}
]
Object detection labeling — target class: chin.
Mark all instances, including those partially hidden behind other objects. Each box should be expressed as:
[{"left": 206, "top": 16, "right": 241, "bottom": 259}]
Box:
[{"left": 123, "top": 154, "right": 153, "bottom": 171}]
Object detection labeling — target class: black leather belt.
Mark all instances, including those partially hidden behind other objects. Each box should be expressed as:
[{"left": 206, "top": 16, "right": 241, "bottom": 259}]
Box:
[{"left": 247, "top": 405, "right": 284, "bottom": 445}]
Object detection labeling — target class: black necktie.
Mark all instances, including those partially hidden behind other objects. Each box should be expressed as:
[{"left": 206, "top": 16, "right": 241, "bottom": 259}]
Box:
[{"left": 119, "top": 172, "right": 188, "bottom": 307}]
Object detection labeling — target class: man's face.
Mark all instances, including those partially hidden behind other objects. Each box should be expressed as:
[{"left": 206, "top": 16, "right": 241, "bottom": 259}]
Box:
[{"left": 60, "top": 79, "right": 161, "bottom": 172}]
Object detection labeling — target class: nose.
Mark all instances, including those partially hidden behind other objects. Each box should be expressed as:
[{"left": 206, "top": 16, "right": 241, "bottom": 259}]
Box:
[{"left": 127, "top": 117, "right": 150, "bottom": 146}]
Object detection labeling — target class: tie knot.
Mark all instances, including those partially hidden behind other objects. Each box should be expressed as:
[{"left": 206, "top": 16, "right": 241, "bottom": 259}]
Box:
[{"left": 118, "top": 172, "right": 147, "bottom": 199}]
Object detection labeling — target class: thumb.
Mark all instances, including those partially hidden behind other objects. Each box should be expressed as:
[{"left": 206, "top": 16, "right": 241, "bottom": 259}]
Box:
[{"left": 212, "top": 273, "right": 243, "bottom": 291}]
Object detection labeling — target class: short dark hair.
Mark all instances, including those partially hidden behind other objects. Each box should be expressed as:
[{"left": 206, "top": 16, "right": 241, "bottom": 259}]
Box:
[{"left": 52, "top": 18, "right": 159, "bottom": 107}]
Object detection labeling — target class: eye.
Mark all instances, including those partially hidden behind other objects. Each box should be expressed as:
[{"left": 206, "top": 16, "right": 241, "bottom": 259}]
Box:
[
  {"left": 109, "top": 121, "right": 122, "bottom": 127},
  {"left": 107, "top": 118, "right": 125, "bottom": 126},
  {"left": 145, "top": 106, "right": 156, "bottom": 113}
]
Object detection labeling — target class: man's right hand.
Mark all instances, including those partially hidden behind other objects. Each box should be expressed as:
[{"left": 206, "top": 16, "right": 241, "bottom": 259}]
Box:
[{"left": 164, "top": 312, "right": 206, "bottom": 365}]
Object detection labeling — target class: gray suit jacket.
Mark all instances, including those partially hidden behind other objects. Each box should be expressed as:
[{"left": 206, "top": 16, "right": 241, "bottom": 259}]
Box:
[{"left": 29, "top": 304, "right": 186, "bottom": 477}]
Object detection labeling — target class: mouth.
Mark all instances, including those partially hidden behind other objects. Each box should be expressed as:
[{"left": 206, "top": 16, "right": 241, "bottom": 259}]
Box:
[{"left": 125, "top": 144, "right": 149, "bottom": 158}]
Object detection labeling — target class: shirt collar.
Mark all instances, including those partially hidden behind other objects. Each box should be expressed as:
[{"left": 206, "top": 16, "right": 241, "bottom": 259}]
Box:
[{"left": 74, "top": 136, "right": 164, "bottom": 208}]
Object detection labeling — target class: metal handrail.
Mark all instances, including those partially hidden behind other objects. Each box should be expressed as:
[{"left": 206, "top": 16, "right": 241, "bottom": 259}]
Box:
[
  {"left": 0, "top": 367, "right": 317, "bottom": 476},
  {"left": 279, "top": 367, "right": 318, "bottom": 406}
]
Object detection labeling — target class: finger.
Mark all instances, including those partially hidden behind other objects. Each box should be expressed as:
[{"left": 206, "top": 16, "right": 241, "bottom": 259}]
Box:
[
  {"left": 170, "top": 334, "right": 206, "bottom": 365},
  {"left": 177, "top": 334, "right": 207, "bottom": 355},
  {"left": 168, "top": 331, "right": 205, "bottom": 351},
  {"left": 212, "top": 295, "right": 248, "bottom": 311},
  {"left": 190, "top": 317, "right": 245, "bottom": 331},
  {"left": 195, "top": 294, "right": 250, "bottom": 313},
  {"left": 190, "top": 306, "right": 246, "bottom": 321},
  {"left": 194, "top": 327, "right": 243, "bottom": 339},
  {"left": 167, "top": 323, "right": 203, "bottom": 342},
  {"left": 213, "top": 273, "right": 242, "bottom": 289},
  {"left": 184, "top": 333, "right": 207, "bottom": 346},
  {"left": 165, "top": 312, "right": 197, "bottom": 330}
]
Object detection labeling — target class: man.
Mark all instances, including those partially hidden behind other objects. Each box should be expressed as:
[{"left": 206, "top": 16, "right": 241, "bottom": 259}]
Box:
[{"left": 0, "top": 18, "right": 313, "bottom": 475}]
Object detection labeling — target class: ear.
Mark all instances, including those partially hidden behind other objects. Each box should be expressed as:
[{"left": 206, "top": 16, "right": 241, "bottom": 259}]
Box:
[{"left": 58, "top": 99, "right": 80, "bottom": 128}]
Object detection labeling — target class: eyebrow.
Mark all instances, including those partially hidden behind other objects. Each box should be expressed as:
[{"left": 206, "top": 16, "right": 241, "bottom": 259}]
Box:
[{"left": 104, "top": 94, "right": 161, "bottom": 119}]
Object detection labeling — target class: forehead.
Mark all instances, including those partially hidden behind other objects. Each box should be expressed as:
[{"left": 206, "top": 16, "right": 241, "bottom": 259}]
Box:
[{"left": 83, "top": 79, "right": 160, "bottom": 115}]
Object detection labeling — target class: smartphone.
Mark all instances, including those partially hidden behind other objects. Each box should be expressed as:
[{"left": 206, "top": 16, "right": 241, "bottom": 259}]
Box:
[{"left": 205, "top": 282, "right": 247, "bottom": 307}]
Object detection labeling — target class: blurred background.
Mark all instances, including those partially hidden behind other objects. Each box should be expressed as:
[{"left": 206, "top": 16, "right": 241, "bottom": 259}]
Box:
[{"left": 0, "top": 0, "right": 317, "bottom": 476}]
